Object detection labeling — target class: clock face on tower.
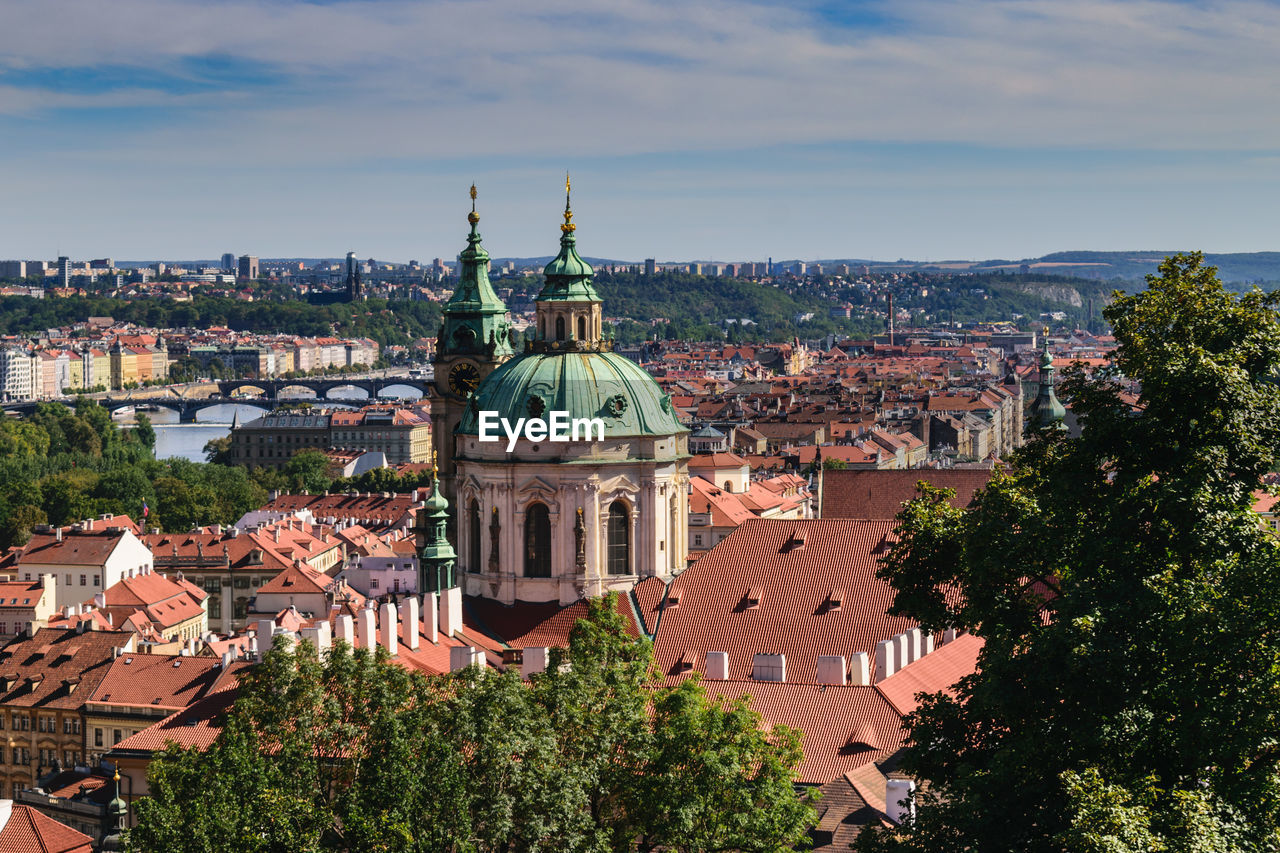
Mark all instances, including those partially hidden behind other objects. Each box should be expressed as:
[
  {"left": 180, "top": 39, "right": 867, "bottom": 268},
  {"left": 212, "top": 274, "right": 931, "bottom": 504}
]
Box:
[{"left": 448, "top": 361, "right": 481, "bottom": 397}]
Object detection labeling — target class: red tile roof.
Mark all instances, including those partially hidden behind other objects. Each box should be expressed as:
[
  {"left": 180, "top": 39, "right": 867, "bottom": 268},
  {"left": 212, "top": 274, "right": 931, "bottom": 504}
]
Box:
[
  {"left": 875, "top": 632, "right": 983, "bottom": 716},
  {"left": 0, "top": 627, "right": 133, "bottom": 710},
  {"left": 463, "top": 594, "right": 642, "bottom": 650},
  {"left": 631, "top": 576, "right": 667, "bottom": 636},
  {"left": 821, "top": 468, "right": 992, "bottom": 520},
  {"left": 0, "top": 804, "right": 93, "bottom": 853},
  {"left": 698, "top": 679, "right": 905, "bottom": 784},
  {"left": 652, "top": 519, "right": 914, "bottom": 683},
  {"left": 18, "top": 530, "right": 129, "bottom": 567},
  {"left": 86, "top": 653, "right": 231, "bottom": 710}
]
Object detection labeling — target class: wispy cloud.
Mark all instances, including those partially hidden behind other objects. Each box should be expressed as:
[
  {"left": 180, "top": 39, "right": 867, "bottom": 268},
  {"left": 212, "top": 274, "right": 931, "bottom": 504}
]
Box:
[{"left": 1, "top": 0, "right": 1277, "bottom": 259}]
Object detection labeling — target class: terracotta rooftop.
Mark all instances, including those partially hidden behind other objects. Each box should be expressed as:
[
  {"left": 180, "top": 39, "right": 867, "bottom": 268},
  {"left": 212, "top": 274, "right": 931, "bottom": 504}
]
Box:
[
  {"left": 698, "top": 678, "right": 905, "bottom": 784},
  {"left": 18, "top": 530, "right": 129, "bottom": 567},
  {"left": 0, "top": 627, "right": 133, "bottom": 710},
  {"left": 86, "top": 653, "right": 233, "bottom": 711},
  {"left": 652, "top": 519, "right": 915, "bottom": 683},
  {"left": 875, "top": 632, "right": 983, "bottom": 716},
  {"left": 821, "top": 468, "right": 992, "bottom": 520},
  {"left": 463, "top": 594, "right": 642, "bottom": 650},
  {"left": 0, "top": 804, "right": 93, "bottom": 853}
]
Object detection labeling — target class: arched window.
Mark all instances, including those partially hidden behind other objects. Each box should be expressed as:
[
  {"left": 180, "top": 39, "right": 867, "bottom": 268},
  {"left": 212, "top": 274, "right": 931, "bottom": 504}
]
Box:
[
  {"left": 724, "top": 480, "right": 733, "bottom": 493},
  {"left": 468, "top": 499, "right": 482, "bottom": 573},
  {"left": 524, "top": 503, "right": 552, "bottom": 578},
  {"left": 556, "top": 316, "right": 566, "bottom": 341},
  {"left": 577, "top": 315, "right": 586, "bottom": 341},
  {"left": 607, "top": 501, "right": 630, "bottom": 576}
]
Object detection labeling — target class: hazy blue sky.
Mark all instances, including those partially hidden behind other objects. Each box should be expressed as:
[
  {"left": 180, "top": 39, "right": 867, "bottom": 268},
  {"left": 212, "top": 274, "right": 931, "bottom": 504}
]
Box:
[{"left": 2, "top": 0, "right": 1278, "bottom": 263}]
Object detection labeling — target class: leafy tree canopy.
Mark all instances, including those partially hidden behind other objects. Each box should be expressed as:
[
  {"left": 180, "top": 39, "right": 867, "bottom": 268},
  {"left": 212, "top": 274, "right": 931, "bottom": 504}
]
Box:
[
  {"left": 859, "top": 253, "right": 1280, "bottom": 852},
  {"left": 128, "top": 595, "right": 816, "bottom": 853}
]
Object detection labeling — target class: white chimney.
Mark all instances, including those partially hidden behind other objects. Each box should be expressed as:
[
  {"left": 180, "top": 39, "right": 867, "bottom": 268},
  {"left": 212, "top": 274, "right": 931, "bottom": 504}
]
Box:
[
  {"left": 875, "top": 638, "right": 896, "bottom": 682},
  {"left": 923, "top": 633, "right": 935, "bottom": 657},
  {"left": 380, "top": 602, "right": 398, "bottom": 656},
  {"left": 893, "top": 633, "right": 910, "bottom": 672},
  {"left": 705, "top": 651, "right": 729, "bottom": 680},
  {"left": 751, "top": 653, "right": 786, "bottom": 682},
  {"left": 942, "top": 628, "right": 957, "bottom": 644},
  {"left": 301, "top": 621, "right": 332, "bottom": 654},
  {"left": 885, "top": 778, "right": 916, "bottom": 825},
  {"left": 221, "top": 650, "right": 233, "bottom": 668},
  {"left": 450, "top": 645, "right": 478, "bottom": 672},
  {"left": 93, "top": 592, "right": 106, "bottom": 609},
  {"left": 440, "top": 586, "right": 462, "bottom": 638},
  {"left": 257, "top": 620, "right": 276, "bottom": 657},
  {"left": 906, "top": 628, "right": 924, "bottom": 664},
  {"left": 402, "top": 596, "right": 420, "bottom": 650},
  {"left": 357, "top": 607, "right": 376, "bottom": 649},
  {"left": 522, "top": 647, "right": 549, "bottom": 679},
  {"left": 850, "top": 651, "right": 871, "bottom": 686},
  {"left": 423, "top": 592, "right": 439, "bottom": 644},
  {"left": 335, "top": 614, "right": 356, "bottom": 649},
  {"left": 815, "top": 655, "right": 847, "bottom": 685}
]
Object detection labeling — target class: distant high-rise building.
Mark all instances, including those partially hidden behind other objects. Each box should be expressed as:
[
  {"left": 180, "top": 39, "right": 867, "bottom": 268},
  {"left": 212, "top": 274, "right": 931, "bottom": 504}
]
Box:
[
  {"left": 689, "top": 263, "right": 703, "bottom": 275},
  {"left": 221, "top": 253, "right": 236, "bottom": 272},
  {"left": 0, "top": 261, "right": 27, "bottom": 279},
  {"left": 89, "top": 258, "right": 113, "bottom": 269},
  {"left": 237, "top": 255, "right": 259, "bottom": 280},
  {"left": 57, "top": 256, "right": 71, "bottom": 288},
  {"left": 346, "top": 251, "right": 363, "bottom": 302},
  {"left": 644, "top": 258, "right": 656, "bottom": 275},
  {"left": 767, "top": 257, "right": 773, "bottom": 276}
]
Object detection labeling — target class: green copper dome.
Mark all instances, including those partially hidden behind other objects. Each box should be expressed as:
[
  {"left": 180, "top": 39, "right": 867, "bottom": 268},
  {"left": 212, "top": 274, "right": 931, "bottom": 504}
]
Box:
[{"left": 458, "top": 350, "right": 686, "bottom": 439}]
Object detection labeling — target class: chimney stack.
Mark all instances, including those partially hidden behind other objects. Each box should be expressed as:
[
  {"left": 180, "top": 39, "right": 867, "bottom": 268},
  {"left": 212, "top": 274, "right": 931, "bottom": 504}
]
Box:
[
  {"left": 450, "top": 645, "right": 480, "bottom": 672},
  {"left": 257, "top": 620, "right": 277, "bottom": 658},
  {"left": 439, "top": 587, "right": 461, "bottom": 638},
  {"left": 521, "top": 647, "right": 548, "bottom": 679},
  {"left": 705, "top": 651, "right": 729, "bottom": 680},
  {"left": 357, "top": 607, "right": 376, "bottom": 649},
  {"left": 875, "top": 638, "right": 896, "bottom": 682},
  {"left": 885, "top": 779, "right": 916, "bottom": 825},
  {"left": 380, "top": 602, "right": 398, "bottom": 656},
  {"left": 401, "top": 596, "right": 420, "bottom": 650},
  {"left": 335, "top": 614, "right": 356, "bottom": 650},
  {"left": 850, "top": 652, "right": 871, "bottom": 686},
  {"left": 815, "top": 655, "right": 847, "bottom": 685},
  {"left": 893, "top": 633, "right": 910, "bottom": 672},
  {"left": 905, "top": 628, "right": 923, "bottom": 665},
  {"left": 301, "top": 621, "right": 332, "bottom": 654},
  {"left": 751, "top": 653, "right": 786, "bottom": 683}
]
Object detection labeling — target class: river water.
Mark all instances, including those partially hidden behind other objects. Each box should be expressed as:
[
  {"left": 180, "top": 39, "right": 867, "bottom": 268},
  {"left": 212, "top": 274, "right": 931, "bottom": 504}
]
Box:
[{"left": 114, "top": 385, "right": 424, "bottom": 463}]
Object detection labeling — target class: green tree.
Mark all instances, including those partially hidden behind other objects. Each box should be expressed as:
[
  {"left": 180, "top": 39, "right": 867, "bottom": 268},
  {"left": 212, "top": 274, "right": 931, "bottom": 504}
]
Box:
[
  {"left": 133, "top": 413, "right": 157, "bottom": 453},
  {"left": 127, "top": 595, "right": 814, "bottom": 853},
  {"left": 284, "top": 449, "right": 334, "bottom": 494},
  {"left": 858, "top": 254, "right": 1280, "bottom": 852}
]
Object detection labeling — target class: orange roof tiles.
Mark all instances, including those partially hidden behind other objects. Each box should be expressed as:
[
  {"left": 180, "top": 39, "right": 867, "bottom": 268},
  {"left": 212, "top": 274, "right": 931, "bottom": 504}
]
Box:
[
  {"left": 698, "top": 679, "right": 906, "bottom": 784},
  {"left": 0, "top": 804, "right": 93, "bottom": 853},
  {"left": 86, "top": 653, "right": 230, "bottom": 710},
  {"left": 821, "top": 468, "right": 992, "bottom": 520},
  {"left": 875, "top": 632, "right": 983, "bottom": 716},
  {"left": 653, "top": 519, "right": 914, "bottom": 684},
  {"left": 0, "top": 627, "right": 133, "bottom": 710}
]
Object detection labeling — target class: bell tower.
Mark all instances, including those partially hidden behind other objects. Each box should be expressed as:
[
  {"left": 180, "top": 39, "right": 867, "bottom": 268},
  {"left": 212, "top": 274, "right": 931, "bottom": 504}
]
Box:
[
  {"left": 432, "top": 185, "right": 514, "bottom": 505},
  {"left": 530, "top": 174, "right": 606, "bottom": 351}
]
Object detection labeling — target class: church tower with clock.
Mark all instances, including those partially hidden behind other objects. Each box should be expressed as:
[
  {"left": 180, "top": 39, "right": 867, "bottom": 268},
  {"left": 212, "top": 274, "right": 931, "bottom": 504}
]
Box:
[{"left": 432, "top": 186, "right": 515, "bottom": 506}]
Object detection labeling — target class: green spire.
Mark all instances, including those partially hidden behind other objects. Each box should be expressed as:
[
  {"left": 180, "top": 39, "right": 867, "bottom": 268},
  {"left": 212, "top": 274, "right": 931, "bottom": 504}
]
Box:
[
  {"left": 1031, "top": 330, "right": 1067, "bottom": 430},
  {"left": 437, "top": 185, "right": 514, "bottom": 358},
  {"left": 538, "top": 173, "right": 600, "bottom": 302},
  {"left": 417, "top": 462, "right": 457, "bottom": 593}
]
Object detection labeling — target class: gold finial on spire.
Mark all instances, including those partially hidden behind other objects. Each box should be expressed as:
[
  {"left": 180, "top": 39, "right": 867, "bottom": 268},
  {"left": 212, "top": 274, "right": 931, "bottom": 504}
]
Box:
[
  {"left": 430, "top": 447, "right": 438, "bottom": 480},
  {"left": 468, "top": 183, "right": 479, "bottom": 226},
  {"left": 561, "top": 171, "right": 575, "bottom": 233}
]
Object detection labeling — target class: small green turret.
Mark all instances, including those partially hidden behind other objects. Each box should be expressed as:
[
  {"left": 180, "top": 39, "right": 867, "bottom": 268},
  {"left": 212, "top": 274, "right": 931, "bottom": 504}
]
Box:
[
  {"left": 416, "top": 460, "right": 457, "bottom": 593},
  {"left": 1030, "top": 329, "right": 1067, "bottom": 431}
]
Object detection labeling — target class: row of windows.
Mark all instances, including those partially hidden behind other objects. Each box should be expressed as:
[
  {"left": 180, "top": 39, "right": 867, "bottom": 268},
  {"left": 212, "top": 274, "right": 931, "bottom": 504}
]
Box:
[
  {"left": 0, "top": 714, "right": 80, "bottom": 735},
  {"left": 465, "top": 500, "right": 631, "bottom": 578}
]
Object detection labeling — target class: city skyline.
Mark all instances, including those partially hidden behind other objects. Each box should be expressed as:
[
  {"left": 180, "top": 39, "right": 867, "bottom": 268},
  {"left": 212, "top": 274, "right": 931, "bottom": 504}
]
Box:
[{"left": 2, "top": 0, "right": 1278, "bottom": 262}]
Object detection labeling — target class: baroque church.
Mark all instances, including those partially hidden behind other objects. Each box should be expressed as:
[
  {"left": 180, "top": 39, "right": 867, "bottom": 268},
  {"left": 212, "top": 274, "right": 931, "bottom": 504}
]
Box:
[{"left": 430, "top": 182, "right": 690, "bottom": 606}]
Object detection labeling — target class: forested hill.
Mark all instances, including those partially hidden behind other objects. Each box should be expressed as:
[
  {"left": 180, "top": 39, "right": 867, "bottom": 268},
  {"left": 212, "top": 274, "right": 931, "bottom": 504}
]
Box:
[{"left": 0, "top": 296, "right": 442, "bottom": 347}]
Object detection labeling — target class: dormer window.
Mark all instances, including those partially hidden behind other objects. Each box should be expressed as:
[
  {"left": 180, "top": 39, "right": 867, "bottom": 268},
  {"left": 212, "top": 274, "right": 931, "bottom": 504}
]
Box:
[
  {"left": 827, "top": 590, "right": 844, "bottom": 612},
  {"left": 745, "top": 587, "right": 762, "bottom": 609}
]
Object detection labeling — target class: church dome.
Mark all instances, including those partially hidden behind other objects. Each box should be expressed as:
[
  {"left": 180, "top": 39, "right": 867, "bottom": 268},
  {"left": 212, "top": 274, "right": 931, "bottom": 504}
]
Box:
[{"left": 458, "top": 350, "right": 686, "bottom": 439}]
